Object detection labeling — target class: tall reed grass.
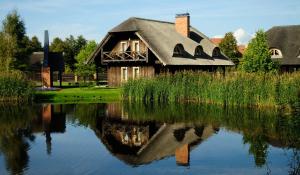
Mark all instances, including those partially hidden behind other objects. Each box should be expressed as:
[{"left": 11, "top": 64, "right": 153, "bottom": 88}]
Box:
[
  {"left": 0, "top": 71, "right": 34, "bottom": 102},
  {"left": 122, "top": 71, "right": 300, "bottom": 107}
]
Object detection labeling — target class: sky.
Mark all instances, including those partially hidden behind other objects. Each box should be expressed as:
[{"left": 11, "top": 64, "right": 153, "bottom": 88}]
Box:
[{"left": 0, "top": 0, "right": 299, "bottom": 45}]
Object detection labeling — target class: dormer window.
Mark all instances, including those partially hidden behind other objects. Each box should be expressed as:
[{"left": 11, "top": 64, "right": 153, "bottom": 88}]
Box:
[
  {"left": 269, "top": 48, "right": 282, "bottom": 58},
  {"left": 173, "top": 44, "right": 184, "bottom": 57},
  {"left": 212, "top": 47, "right": 221, "bottom": 57},
  {"left": 194, "top": 46, "right": 204, "bottom": 57}
]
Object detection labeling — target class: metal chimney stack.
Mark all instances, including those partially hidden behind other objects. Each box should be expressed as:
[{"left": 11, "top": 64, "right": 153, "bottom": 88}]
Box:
[{"left": 43, "top": 30, "right": 49, "bottom": 67}]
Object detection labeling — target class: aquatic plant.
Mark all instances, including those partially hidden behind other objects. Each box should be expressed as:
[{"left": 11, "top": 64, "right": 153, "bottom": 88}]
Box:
[
  {"left": 122, "top": 71, "right": 300, "bottom": 107},
  {"left": 0, "top": 71, "right": 34, "bottom": 102}
]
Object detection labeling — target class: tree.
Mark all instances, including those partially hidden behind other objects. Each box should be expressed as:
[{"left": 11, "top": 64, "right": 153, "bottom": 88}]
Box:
[
  {"left": 219, "top": 32, "right": 240, "bottom": 59},
  {"left": 240, "top": 30, "right": 278, "bottom": 73},
  {"left": 64, "top": 35, "right": 87, "bottom": 71},
  {"left": 0, "top": 32, "right": 17, "bottom": 71},
  {"left": 1, "top": 10, "right": 30, "bottom": 70},
  {"left": 50, "top": 37, "right": 65, "bottom": 52},
  {"left": 75, "top": 41, "right": 97, "bottom": 82},
  {"left": 29, "top": 36, "right": 42, "bottom": 52}
]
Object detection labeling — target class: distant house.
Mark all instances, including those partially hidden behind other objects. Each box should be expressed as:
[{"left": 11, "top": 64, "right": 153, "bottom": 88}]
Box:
[
  {"left": 266, "top": 25, "right": 300, "bottom": 72},
  {"left": 210, "top": 37, "right": 246, "bottom": 55},
  {"left": 88, "top": 13, "right": 234, "bottom": 87}
]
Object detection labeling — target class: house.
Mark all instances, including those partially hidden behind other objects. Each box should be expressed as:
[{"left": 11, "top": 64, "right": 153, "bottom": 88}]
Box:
[
  {"left": 88, "top": 13, "right": 234, "bottom": 86},
  {"left": 210, "top": 37, "right": 246, "bottom": 55},
  {"left": 30, "top": 31, "right": 64, "bottom": 88},
  {"left": 266, "top": 25, "right": 300, "bottom": 72}
]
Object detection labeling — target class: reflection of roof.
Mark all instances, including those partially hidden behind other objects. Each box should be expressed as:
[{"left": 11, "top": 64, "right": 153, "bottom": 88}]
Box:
[
  {"left": 30, "top": 52, "right": 64, "bottom": 71},
  {"left": 95, "top": 119, "right": 216, "bottom": 166},
  {"left": 266, "top": 25, "right": 300, "bottom": 65},
  {"left": 90, "top": 17, "right": 234, "bottom": 66}
]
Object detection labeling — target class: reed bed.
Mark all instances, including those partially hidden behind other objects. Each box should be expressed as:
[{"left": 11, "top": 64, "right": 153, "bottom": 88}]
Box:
[
  {"left": 122, "top": 71, "right": 300, "bottom": 107},
  {"left": 0, "top": 71, "right": 34, "bottom": 102}
]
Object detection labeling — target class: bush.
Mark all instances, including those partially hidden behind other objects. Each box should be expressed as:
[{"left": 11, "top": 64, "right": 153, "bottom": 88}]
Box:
[{"left": 0, "top": 71, "right": 34, "bottom": 102}]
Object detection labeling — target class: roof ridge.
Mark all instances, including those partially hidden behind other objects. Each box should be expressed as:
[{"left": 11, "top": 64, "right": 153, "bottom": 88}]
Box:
[
  {"left": 270, "top": 24, "right": 300, "bottom": 29},
  {"left": 130, "top": 17, "right": 174, "bottom": 25}
]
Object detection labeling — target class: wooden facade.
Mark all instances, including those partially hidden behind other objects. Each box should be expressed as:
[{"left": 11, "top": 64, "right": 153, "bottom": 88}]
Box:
[
  {"left": 89, "top": 15, "right": 234, "bottom": 86},
  {"left": 107, "top": 66, "right": 155, "bottom": 86}
]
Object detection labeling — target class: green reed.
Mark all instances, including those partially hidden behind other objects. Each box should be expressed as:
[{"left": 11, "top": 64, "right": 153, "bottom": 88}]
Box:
[
  {"left": 0, "top": 71, "right": 34, "bottom": 102},
  {"left": 122, "top": 71, "right": 300, "bottom": 107}
]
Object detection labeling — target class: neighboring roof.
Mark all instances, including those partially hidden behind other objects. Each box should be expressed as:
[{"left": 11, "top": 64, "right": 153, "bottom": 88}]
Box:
[
  {"left": 30, "top": 52, "right": 65, "bottom": 71},
  {"left": 238, "top": 45, "right": 246, "bottom": 55},
  {"left": 89, "top": 17, "right": 234, "bottom": 66},
  {"left": 266, "top": 25, "right": 300, "bottom": 65},
  {"left": 210, "top": 38, "right": 223, "bottom": 46}
]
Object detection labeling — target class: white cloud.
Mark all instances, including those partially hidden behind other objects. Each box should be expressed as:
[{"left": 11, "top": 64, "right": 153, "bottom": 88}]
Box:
[{"left": 233, "top": 28, "right": 253, "bottom": 45}]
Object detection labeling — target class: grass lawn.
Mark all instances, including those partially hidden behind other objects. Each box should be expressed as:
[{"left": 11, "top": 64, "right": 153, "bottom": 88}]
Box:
[{"left": 34, "top": 87, "right": 121, "bottom": 103}]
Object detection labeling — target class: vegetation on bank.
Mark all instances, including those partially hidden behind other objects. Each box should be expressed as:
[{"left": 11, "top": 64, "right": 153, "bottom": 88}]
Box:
[
  {"left": 34, "top": 87, "right": 121, "bottom": 103},
  {"left": 122, "top": 71, "right": 300, "bottom": 107},
  {"left": 0, "top": 71, "right": 34, "bottom": 102}
]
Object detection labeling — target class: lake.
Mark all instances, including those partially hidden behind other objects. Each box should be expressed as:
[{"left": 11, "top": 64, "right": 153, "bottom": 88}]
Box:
[{"left": 0, "top": 103, "right": 299, "bottom": 175}]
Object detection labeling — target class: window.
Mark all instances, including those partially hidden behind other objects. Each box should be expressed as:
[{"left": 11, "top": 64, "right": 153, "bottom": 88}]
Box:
[
  {"left": 120, "top": 41, "right": 128, "bottom": 52},
  {"left": 269, "top": 48, "right": 282, "bottom": 58},
  {"left": 212, "top": 47, "right": 221, "bottom": 57},
  {"left": 173, "top": 44, "right": 184, "bottom": 57},
  {"left": 132, "top": 41, "right": 140, "bottom": 53},
  {"left": 194, "top": 46, "right": 204, "bottom": 57},
  {"left": 121, "top": 67, "right": 128, "bottom": 82},
  {"left": 132, "top": 67, "right": 140, "bottom": 79}
]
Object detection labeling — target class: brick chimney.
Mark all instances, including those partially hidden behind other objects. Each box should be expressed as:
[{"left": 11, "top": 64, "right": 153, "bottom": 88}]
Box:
[{"left": 175, "top": 13, "right": 190, "bottom": 37}]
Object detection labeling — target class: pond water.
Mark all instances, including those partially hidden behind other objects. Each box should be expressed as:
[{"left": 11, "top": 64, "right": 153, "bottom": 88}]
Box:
[{"left": 0, "top": 103, "right": 299, "bottom": 175}]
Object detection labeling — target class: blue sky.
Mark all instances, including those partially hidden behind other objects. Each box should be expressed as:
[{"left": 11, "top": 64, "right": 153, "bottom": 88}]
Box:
[{"left": 0, "top": 0, "right": 299, "bottom": 44}]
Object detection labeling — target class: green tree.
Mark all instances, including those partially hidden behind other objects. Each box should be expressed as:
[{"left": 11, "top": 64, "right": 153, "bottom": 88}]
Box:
[
  {"left": 219, "top": 32, "right": 240, "bottom": 59},
  {"left": 0, "top": 32, "right": 16, "bottom": 71},
  {"left": 50, "top": 37, "right": 65, "bottom": 52},
  {"left": 240, "top": 30, "right": 278, "bottom": 72},
  {"left": 64, "top": 35, "right": 87, "bottom": 71},
  {"left": 1, "top": 10, "right": 31, "bottom": 70},
  {"left": 29, "top": 36, "right": 42, "bottom": 52},
  {"left": 75, "top": 41, "right": 97, "bottom": 82}
]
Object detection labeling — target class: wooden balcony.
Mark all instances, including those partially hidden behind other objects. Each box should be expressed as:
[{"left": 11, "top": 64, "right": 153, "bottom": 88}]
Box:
[{"left": 102, "top": 51, "right": 148, "bottom": 63}]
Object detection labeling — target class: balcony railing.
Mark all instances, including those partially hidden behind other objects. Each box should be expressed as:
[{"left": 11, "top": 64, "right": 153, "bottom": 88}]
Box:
[{"left": 102, "top": 51, "right": 148, "bottom": 62}]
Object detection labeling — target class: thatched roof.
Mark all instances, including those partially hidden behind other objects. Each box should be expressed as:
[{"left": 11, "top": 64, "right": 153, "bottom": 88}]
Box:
[
  {"left": 30, "top": 51, "right": 64, "bottom": 71},
  {"left": 88, "top": 17, "right": 234, "bottom": 66},
  {"left": 266, "top": 25, "right": 300, "bottom": 65}
]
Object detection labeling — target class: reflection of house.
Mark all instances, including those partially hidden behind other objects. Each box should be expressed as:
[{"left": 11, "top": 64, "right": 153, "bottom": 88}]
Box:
[
  {"left": 32, "top": 104, "right": 66, "bottom": 155},
  {"left": 95, "top": 104, "right": 217, "bottom": 166},
  {"left": 88, "top": 13, "right": 234, "bottom": 86},
  {"left": 266, "top": 25, "right": 300, "bottom": 72}
]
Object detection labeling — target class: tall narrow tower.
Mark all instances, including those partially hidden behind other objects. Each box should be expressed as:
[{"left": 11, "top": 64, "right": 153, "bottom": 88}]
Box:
[{"left": 41, "top": 30, "right": 52, "bottom": 88}]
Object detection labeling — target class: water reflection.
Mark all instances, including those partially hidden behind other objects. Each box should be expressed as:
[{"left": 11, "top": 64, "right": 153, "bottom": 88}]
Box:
[
  {"left": 0, "top": 102, "right": 299, "bottom": 174},
  {"left": 0, "top": 104, "right": 66, "bottom": 174}
]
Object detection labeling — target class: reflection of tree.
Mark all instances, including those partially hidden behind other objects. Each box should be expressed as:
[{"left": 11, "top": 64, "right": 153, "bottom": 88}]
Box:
[
  {"left": 243, "top": 133, "right": 268, "bottom": 167},
  {"left": 0, "top": 105, "right": 36, "bottom": 175},
  {"left": 72, "top": 104, "right": 106, "bottom": 128},
  {"left": 288, "top": 149, "right": 300, "bottom": 175},
  {"left": 0, "top": 133, "right": 30, "bottom": 175}
]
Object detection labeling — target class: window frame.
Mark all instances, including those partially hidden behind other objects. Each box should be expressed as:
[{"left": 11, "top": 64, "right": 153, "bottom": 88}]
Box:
[
  {"left": 120, "top": 41, "right": 128, "bottom": 53},
  {"left": 121, "top": 67, "right": 128, "bottom": 82},
  {"left": 132, "top": 67, "right": 140, "bottom": 79},
  {"left": 269, "top": 48, "right": 283, "bottom": 58}
]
